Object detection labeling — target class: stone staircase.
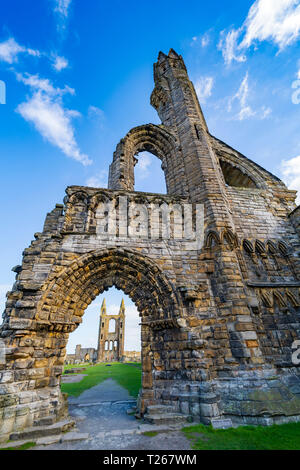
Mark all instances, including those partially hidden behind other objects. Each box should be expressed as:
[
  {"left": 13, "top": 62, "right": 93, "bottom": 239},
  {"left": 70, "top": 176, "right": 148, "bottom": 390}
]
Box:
[
  {"left": 0, "top": 417, "right": 91, "bottom": 449},
  {"left": 144, "top": 405, "right": 191, "bottom": 427},
  {"left": 9, "top": 418, "right": 75, "bottom": 441}
]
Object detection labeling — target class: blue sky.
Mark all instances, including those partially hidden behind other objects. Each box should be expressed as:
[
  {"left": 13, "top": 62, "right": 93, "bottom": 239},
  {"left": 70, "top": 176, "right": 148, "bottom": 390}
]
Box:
[{"left": 0, "top": 0, "right": 300, "bottom": 352}]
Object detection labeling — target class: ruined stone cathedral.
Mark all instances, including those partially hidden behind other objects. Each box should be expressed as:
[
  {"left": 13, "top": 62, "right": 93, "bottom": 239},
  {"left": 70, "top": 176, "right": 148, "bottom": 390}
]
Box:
[
  {"left": 65, "top": 298, "right": 128, "bottom": 364},
  {"left": 1, "top": 49, "right": 300, "bottom": 442}
]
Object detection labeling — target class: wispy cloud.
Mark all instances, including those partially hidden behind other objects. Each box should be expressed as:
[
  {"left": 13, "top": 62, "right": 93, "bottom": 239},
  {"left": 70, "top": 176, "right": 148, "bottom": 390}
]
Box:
[
  {"left": 194, "top": 76, "right": 214, "bottom": 103},
  {"left": 16, "top": 73, "right": 91, "bottom": 166},
  {"left": 228, "top": 72, "right": 271, "bottom": 120},
  {"left": 0, "top": 37, "right": 40, "bottom": 64},
  {"left": 219, "top": 0, "right": 300, "bottom": 65},
  {"left": 218, "top": 29, "right": 246, "bottom": 66},
  {"left": 53, "top": 0, "right": 72, "bottom": 33},
  {"left": 54, "top": 0, "right": 72, "bottom": 18},
  {"left": 228, "top": 72, "right": 255, "bottom": 120},
  {"left": 281, "top": 154, "right": 300, "bottom": 203},
  {"left": 86, "top": 169, "right": 108, "bottom": 188},
  {"left": 0, "top": 37, "right": 70, "bottom": 74},
  {"left": 191, "top": 33, "right": 210, "bottom": 48},
  {"left": 52, "top": 55, "right": 68, "bottom": 71},
  {"left": 88, "top": 105, "right": 105, "bottom": 122}
]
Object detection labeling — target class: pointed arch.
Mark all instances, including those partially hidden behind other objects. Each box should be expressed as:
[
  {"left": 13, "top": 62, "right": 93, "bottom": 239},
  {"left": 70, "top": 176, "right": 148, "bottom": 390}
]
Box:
[
  {"left": 267, "top": 240, "right": 277, "bottom": 255},
  {"left": 221, "top": 229, "right": 238, "bottom": 249},
  {"left": 37, "top": 248, "right": 183, "bottom": 326},
  {"left": 205, "top": 230, "right": 221, "bottom": 249},
  {"left": 278, "top": 241, "right": 289, "bottom": 257},
  {"left": 243, "top": 239, "right": 254, "bottom": 254},
  {"left": 255, "top": 240, "right": 266, "bottom": 256},
  {"left": 260, "top": 291, "right": 273, "bottom": 308},
  {"left": 286, "top": 291, "right": 300, "bottom": 308},
  {"left": 108, "top": 124, "right": 187, "bottom": 196},
  {"left": 273, "top": 291, "right": 287, "bottom": 309}
]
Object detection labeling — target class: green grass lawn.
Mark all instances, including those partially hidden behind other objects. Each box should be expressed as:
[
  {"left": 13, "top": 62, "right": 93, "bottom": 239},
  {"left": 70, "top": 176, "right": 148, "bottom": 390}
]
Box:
[
  {"left": 182, "top": 422, "right": 300, "bottom": 450},
  {"left": 61, "top": 362, "right": 142, "bottom": 398}
]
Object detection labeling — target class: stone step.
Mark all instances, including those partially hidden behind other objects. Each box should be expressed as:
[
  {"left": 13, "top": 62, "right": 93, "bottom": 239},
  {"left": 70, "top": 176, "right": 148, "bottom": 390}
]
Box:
[
  {"left": 61, "top": 432, "right": 89, "bottom": 443},
  {"left": 146, "top": 405, "right": 178, "bottom": 415},
  {"left": 1, "top": 430, "right": 89, "bottom": 449},
  {"left": 144, "top": 412, "right": 189, "bottom": 426},
  {"left": 0, "top": 439, "right": 37, "bottom": 450},
  {"left": 9, "top": 418, "right": 75, "bottom": 441},
  {"left": 33, "top": 416, "right": 56, "bottom": 427}
]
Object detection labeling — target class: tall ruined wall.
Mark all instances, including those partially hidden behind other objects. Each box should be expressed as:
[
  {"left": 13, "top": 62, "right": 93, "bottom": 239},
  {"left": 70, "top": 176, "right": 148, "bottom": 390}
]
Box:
[{"left": 1, "top": 49, "right": 300, "bottom": 442}]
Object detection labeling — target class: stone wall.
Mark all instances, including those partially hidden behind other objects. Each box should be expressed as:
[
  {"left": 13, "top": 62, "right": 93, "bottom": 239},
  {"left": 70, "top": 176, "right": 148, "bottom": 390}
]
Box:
[{"left": 122, "top": 351, "right": 141, "bottom": 362}]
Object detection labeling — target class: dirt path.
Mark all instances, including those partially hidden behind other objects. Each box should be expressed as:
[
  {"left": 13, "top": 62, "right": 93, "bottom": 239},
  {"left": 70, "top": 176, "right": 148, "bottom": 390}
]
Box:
[{"left": 33, "top": 378, "right": 191, "bottom": 450}]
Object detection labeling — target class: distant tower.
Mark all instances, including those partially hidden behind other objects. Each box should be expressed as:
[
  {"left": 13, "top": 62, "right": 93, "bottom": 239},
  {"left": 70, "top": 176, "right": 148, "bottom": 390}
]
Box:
[{"left": 97, "top": 298, "right": 125, "bottom": 362}]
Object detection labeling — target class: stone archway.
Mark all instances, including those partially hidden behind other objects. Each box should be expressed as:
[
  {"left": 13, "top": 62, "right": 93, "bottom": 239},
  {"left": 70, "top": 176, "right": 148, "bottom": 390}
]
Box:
[
  {"left": 37, "top": 247, "right": 183, "bottom": 413},
  {"left": 0, "top": 248, "right": 184, "bottom": 441}
]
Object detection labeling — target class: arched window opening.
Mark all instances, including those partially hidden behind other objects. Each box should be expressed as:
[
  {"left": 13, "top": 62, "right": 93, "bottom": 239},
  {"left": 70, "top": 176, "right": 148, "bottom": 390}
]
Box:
[
  {"left": 134, "top": 151, "right": 167, "bottom": 194},
  {"left": 219, "top": 159, "right": 257, "bottom": 189},
  {"left": 109, "top": 319, "right": 116, "bottom": 333}
]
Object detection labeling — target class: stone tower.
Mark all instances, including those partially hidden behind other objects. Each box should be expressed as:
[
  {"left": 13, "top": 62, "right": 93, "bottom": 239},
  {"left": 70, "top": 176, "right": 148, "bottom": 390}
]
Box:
[
  {"left": 1, "top": 49, "right": 300, "bottom": 442},
  {"left": 97, "top": 299, "right": 125, "bottom": 362}
]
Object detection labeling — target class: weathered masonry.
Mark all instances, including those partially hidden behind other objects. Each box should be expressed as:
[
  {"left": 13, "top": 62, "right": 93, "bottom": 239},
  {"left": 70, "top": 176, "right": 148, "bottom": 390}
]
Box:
[{"left": 1, "top": 49, "right": 300, "bottom": 441}]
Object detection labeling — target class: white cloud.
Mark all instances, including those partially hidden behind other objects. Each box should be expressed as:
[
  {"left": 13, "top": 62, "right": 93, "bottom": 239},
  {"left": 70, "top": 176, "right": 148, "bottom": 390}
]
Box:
[
  {"left": 228, "top": 72, "right": 255, "bottom": 120},
  {"left": 241, "top": 0, "right": 300, "bottom": 50},
  {"left": 201, "top": 33, "right": 210, "bottom": 48},
  {"left": 53, "top": 55, "right": 68, "bottom": 71},
  {"left": 191, "top": 33, "right": 210, "bottom": 48},
  {"left": 0, "top": 37, "right": 40, "bottom": 64},
  {"left": 194, "top": 76, "right": 214, "bottom": 103},
  {"left": 219, "top": 0, "right": 300, "bottom": 65},
  {"left": 53, "top": 0, "right": 72, "bottom": 34},
  {"left": 281, "top": 154, "right": 300, "bottom": 203},
  {"left": 228, "top": 72, "right": 271, "bottom": 121},
  {"left": 16, "top": 73, "right": 91, "bottom": 166},
  {"left": 260, "top": 105, "right": 272, "bottom": 119},
  {"left": 16, "top": 72, "right": 74, "bottom": 95},
  {"left": 88, "top": 105, "right": 105, "bottom": 121},
  {"left": 54, "top": 0, "right": 72, "bottom": 18},
  {"left": 86, "top": 170, "right": 108, "bottom": 188},
  {"left": 218, "top": 29, "right": 246, "bottom": 66}
]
